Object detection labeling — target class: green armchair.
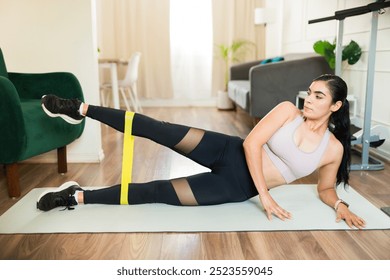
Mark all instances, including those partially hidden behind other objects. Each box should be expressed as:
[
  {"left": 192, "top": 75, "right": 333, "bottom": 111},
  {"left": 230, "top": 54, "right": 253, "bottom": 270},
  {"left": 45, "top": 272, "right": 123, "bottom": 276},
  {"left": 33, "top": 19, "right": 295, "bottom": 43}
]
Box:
[{"left": 0, "top": 48, "right": 85, "bottom": 197}]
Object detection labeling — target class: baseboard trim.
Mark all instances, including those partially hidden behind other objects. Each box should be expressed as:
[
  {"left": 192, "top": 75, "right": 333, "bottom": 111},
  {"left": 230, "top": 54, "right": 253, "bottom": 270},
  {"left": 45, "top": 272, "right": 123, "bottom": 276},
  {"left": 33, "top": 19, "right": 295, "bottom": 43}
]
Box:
[
  {"left": 140, "top": 98, "right": 217, "bottom": 107},
  {"left": 23, "top": 149, "right": 105, "bottom": 164}
]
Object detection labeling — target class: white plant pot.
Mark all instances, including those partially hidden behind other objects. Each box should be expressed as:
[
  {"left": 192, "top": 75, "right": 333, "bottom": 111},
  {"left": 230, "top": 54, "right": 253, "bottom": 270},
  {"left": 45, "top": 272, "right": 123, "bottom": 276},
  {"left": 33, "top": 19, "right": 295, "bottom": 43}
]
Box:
[{"left": 217, "top": 90, "right": 234, "bottom": 110}]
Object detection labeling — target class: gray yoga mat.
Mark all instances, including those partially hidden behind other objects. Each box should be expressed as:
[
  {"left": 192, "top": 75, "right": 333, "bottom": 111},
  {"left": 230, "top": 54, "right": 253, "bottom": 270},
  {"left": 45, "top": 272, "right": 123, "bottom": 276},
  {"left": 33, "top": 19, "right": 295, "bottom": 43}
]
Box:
[{"left": 0, "top": 184, "right": 389, "bottom": 233}]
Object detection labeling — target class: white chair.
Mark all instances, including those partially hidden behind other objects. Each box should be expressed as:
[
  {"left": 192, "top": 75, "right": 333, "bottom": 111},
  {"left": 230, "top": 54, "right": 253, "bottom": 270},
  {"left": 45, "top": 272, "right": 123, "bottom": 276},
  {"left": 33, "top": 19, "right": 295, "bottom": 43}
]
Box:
[
  {"left": 100, "top": 52, "right": 142, "bottom": 112},
  {"left": 119, "top": 52, "right": 142, "bottom": 112}
]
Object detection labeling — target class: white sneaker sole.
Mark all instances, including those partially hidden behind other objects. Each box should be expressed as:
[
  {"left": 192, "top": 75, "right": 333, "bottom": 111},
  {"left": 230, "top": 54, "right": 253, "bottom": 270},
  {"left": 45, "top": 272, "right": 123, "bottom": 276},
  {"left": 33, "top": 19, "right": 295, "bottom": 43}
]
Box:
[
  {"left": 41, "top": 97, "right": 83, "bottom": 125},
  {"left": 37, "top": 181, "right": 81, "bottom": 203}
]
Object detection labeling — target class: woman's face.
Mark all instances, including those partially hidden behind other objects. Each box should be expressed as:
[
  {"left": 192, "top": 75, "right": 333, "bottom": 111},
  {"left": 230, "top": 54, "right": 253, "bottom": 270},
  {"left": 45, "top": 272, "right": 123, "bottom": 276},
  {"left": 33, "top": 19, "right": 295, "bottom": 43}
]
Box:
[{"left": 303, "top": 80, "right": 341, "bottom": 119}]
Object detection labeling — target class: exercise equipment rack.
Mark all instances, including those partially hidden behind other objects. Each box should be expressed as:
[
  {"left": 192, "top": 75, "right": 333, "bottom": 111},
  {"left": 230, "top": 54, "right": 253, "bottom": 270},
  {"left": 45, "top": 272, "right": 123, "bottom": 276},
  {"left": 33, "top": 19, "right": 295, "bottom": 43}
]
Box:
[{"left": 309, "top": 0, "right": 390, "bottom": 171}]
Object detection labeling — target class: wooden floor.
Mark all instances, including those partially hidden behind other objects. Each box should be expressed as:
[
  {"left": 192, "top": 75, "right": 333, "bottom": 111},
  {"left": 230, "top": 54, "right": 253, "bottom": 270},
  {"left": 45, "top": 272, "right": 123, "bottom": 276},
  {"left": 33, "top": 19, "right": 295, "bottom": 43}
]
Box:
[{"left": 0, "top": 107, "right": 389, "bottom": 260}]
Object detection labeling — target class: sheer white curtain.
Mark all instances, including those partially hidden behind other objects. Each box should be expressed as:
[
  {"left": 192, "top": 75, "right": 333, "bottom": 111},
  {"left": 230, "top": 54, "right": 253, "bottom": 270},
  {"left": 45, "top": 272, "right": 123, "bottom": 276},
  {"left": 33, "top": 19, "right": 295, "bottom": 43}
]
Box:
[
  {"left": 170, "top": 0, "right": 213, "bottom": 103},
  {"left": 96, "top": 0, "right": 262, "bottom": 103},
  {"left": 96, "top": 0, "right": 173, "bottom": 100}
]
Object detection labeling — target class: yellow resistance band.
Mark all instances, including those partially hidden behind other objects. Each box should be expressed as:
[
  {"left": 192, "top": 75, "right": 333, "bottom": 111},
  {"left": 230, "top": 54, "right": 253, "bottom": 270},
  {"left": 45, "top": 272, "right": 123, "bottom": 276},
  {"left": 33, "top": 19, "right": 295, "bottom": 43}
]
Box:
[{"left": 120, "top": 111, "right": 135, "bottom": 205}]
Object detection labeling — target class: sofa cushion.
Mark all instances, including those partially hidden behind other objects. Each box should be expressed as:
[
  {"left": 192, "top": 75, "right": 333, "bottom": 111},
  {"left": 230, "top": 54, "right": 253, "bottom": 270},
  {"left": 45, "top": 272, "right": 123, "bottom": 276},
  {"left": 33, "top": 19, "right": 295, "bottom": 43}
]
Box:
[{"left": 228, "top": 80, "right": 250, "bottom": 111}]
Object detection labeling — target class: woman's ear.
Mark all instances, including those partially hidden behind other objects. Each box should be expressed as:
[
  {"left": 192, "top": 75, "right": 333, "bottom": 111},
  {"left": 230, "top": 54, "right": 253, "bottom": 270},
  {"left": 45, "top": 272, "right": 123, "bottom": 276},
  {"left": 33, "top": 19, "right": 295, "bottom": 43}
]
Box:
[{"left": 331, "top": 100, "right": 343, "bottom": 112}]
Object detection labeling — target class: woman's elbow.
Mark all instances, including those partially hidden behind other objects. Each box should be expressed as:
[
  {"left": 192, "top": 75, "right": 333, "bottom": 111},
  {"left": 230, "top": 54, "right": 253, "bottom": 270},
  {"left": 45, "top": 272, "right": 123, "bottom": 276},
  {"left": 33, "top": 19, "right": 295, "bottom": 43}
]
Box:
[
  {"left": 243, "top": 138, "right": 253, "bottom": 152},
  {"left": 243, "top": 137, "right": 262, "bottom": 155}
]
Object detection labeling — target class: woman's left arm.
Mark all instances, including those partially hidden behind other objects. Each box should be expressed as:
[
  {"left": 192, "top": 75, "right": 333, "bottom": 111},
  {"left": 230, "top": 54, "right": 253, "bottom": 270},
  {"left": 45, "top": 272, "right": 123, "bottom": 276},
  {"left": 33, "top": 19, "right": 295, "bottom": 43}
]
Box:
[{"left": 317, "top": 158, "right": 366, "bottom": 230}]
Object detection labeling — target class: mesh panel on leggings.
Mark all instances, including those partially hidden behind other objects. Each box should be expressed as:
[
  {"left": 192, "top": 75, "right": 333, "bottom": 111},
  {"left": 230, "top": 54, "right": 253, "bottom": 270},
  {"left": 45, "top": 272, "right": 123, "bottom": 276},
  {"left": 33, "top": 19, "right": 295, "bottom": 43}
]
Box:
[
  {"left": 170, "top": 178, "right": 198, "bottom": 206},
  {"left": 173, "top": 128, "right": 205, "bottom": 154}
]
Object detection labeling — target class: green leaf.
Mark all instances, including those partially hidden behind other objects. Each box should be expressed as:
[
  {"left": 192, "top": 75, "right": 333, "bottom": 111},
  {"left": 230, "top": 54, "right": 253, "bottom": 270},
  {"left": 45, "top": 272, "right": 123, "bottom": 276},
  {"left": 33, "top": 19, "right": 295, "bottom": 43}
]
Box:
[
  {"left": 313, "top": 40, "right": 335, "bottom": 56},
  {"left": 313, "top": 39, "right": 361, "bottom": 70},
  {"left": 313, "top": 40, "right": 336, "bottom": 69},
  {"left": 342, "top": 40, "right": 362, "bottom": 65}
]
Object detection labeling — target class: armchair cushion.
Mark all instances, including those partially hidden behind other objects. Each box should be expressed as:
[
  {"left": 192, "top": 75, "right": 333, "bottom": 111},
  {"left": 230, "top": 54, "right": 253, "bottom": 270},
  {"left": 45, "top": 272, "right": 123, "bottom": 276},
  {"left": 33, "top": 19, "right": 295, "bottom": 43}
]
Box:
[{"left": 19, "top": 99, "right": 84, "bottom": 161}]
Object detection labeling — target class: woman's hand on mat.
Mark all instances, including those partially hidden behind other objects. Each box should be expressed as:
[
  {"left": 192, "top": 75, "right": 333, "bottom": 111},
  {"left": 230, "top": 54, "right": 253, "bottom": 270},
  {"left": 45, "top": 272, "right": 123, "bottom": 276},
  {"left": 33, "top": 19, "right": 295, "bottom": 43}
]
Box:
[
  {"left": 259, "top": 193, "right": 292, "bottom": 221},
  {"left": 336, "top": 205, "right": 366, "bottom": 229}
]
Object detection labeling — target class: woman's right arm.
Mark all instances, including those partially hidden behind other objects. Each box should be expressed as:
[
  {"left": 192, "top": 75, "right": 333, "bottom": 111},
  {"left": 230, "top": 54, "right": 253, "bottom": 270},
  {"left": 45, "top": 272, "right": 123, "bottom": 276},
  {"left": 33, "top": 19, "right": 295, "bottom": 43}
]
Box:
[{"left": 243, "top": 102, "right": 297, "bottom": 220}]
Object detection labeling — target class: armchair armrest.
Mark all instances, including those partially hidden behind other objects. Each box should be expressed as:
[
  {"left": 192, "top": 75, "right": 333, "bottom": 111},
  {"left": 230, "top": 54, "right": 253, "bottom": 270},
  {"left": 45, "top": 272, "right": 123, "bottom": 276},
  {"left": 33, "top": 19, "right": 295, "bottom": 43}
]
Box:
[
  {"left": 249, "top": 56, "right": 332, "bottom": 118},
  {"left": 8, "top": 72, "right": 84, "bottom": 101},
  {"left": 0, "top": 76, "right": 26, "bottom": 163},
  {"left": 230, "top": 60, "right": 262, "bottom": 80}
]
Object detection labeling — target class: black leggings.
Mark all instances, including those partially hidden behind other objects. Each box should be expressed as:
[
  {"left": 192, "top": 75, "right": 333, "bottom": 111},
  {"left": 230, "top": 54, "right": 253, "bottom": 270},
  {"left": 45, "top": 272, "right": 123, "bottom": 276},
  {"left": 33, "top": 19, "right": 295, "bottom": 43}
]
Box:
[{"left": 83, "top": 105, "right": 258, "bottom": 206}]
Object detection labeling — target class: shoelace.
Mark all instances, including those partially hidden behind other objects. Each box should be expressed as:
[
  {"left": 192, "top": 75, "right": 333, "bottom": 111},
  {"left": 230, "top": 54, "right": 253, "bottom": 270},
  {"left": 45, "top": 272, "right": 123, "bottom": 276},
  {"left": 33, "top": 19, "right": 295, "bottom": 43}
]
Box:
[{"left": 59, "top": 195, "right": 76, "bottom": 211}]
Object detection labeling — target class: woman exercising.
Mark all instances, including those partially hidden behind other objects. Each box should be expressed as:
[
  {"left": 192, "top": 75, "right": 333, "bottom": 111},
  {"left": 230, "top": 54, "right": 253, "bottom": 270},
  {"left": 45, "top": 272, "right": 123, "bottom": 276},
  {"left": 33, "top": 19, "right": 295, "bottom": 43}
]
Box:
[{"left": 37, "top": 74, "right": 366, "bottom": 229}]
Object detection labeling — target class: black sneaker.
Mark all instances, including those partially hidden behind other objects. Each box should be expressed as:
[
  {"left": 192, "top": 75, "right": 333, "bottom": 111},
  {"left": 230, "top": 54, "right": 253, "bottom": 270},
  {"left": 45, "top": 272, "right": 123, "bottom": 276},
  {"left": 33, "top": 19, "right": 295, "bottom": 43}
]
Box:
[
  {"left": 41, "top": 94, "right": 84, "bottom": 124},
  {"left": 37, "top": 181, "right": 83, "bottom": 211}
]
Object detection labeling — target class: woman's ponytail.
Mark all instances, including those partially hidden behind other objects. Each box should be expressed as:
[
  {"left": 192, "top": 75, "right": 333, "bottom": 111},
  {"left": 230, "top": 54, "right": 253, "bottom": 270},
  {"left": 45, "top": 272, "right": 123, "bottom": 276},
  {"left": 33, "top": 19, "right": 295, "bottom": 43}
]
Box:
[
  {"left": 330, "top": 99, "right": 351, "bottom": 186},
  {"left": 313, "top": 74, "right": 350, "bottom": 186}
]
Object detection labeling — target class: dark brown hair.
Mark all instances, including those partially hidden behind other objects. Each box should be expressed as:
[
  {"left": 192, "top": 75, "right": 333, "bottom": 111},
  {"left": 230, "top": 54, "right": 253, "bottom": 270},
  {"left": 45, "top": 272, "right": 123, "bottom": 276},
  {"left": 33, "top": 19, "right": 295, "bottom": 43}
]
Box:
[{"left": 313, "top": 74, "right": 350, "bottom": 186}]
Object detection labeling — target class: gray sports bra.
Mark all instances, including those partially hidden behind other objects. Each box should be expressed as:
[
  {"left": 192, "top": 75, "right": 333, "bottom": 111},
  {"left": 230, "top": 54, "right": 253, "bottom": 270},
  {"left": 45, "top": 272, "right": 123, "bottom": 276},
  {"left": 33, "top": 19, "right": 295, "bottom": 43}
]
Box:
[{"left": 263, "top": 115, "right": 331, "bottom": 183}]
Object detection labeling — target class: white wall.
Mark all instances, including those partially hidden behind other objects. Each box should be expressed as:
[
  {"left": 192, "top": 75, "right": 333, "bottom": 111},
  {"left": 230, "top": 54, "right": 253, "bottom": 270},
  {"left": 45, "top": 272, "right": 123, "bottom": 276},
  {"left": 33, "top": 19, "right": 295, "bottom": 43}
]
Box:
[
  {"left": 264, "top": 0, "right": 284, "bottom": 57},
  {"left": 266, "top": 0, "right": 390, "bottom": 160},
  {"left": 0, "top": 0, "right": 103, "bottom": 163}
]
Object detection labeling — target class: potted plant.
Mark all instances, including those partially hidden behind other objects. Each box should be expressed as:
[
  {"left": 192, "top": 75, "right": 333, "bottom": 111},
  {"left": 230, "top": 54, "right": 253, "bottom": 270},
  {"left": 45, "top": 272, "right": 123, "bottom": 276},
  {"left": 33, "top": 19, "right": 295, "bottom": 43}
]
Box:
[
  {"left": 215, "top": 39, "right": 253, "bottom": 109},
  {"left": 313, "top": 39, "right": 362, "bottom": 70}
]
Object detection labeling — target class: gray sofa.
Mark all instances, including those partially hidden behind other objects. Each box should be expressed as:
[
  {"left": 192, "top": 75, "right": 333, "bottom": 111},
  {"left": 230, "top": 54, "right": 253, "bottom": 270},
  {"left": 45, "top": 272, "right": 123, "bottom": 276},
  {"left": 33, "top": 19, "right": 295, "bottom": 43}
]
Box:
[{"left": 228, "top": 53, "right": 333, "bottom": 120}]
